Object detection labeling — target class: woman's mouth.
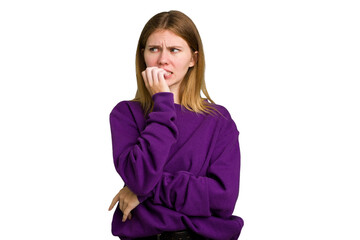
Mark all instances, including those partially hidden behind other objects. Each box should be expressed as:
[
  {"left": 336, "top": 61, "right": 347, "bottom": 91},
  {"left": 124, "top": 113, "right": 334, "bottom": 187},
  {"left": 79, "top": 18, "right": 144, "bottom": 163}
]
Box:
[{"left": 164, "top": 71, "right": 173, "bottom": 79}]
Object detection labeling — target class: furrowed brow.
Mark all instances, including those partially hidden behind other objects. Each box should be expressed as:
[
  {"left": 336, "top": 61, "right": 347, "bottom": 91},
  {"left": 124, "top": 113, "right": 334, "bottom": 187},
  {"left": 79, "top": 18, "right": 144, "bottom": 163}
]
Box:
[
  {"left": 168, "top": 46, "right": 183, "bottom": 49},
  {"left": 147, "top": 44, "right": 161, "bottom": 48}
]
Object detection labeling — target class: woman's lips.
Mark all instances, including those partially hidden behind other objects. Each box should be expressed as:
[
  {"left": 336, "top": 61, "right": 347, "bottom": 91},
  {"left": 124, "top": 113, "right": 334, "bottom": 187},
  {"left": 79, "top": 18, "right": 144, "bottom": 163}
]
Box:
[{"left": 163, "top": 71, "right": 173, "bottom": 79}]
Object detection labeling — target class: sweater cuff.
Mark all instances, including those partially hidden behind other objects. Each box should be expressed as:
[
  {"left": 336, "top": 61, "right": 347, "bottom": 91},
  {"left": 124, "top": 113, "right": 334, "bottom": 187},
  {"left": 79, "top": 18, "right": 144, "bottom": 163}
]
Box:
[
  {"left": 125, "top": 184, "right": 152, "bottom": 203},
  {"left": 152, "top": 92, "right": 175, "bottom": 112},
  {"left": 137, "top": 190, "right": 154, "bottom": 203}
]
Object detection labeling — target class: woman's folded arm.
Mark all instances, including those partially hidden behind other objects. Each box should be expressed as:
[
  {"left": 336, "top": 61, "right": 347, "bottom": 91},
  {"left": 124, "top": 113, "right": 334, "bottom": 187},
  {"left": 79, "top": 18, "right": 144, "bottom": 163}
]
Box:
[{"left": 110, "top": 93, "right": 179, "bottom": 197}]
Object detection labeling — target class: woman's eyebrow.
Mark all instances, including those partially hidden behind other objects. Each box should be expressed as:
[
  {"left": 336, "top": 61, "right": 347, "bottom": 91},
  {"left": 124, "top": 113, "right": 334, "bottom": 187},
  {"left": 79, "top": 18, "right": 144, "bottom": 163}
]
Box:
[
  {"left": 146, "top": 44, "right": 183, "bottom": 49},
  {"left": 168, "top": 46, "right": 183, "bottom": 49}
]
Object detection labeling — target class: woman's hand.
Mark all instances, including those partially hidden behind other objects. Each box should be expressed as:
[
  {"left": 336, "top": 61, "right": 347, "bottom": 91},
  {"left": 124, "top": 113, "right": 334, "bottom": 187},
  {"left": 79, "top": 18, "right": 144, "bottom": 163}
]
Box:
[
  {"left": 108, "top": 186, "right": 140, "bottom": 222},
  {"left": 142, "top": 67, "right": 171, "bottom": 96}
]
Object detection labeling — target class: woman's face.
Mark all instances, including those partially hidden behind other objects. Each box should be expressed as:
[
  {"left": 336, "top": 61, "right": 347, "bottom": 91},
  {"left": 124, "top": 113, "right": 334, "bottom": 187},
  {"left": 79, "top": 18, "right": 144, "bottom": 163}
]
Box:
[{"left": 143, "top": 29, "right": 196, "bottom": 91}]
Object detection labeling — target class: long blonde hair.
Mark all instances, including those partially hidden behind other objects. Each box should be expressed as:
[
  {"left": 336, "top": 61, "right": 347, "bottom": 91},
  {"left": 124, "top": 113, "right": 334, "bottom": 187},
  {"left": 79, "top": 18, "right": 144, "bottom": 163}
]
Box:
[{"left": 133, "top": 10, "right": 218, "bottom": 116}]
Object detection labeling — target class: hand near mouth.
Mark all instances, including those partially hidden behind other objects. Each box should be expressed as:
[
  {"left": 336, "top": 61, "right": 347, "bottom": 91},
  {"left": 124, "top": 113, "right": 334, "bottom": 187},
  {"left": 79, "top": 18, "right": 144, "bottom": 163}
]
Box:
[{"left": 142, "top": 67, "right": 171, "bottom": 96}]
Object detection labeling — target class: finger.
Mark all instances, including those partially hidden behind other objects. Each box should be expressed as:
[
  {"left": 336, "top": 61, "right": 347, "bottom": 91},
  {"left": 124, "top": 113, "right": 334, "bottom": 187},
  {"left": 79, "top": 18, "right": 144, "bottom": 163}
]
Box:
[
  {"left": 157, "top": 69, "right": 166, "bottom": 81},
  {"left": 122, "top": 208, "right": 131, "bottom": 222},
  {"left": 122, "top": 213, "right": 128, "bottom": 222},
  {"left": 108, "top": 196, "right": 118, "bottom": 211},
  {"left": 158, "top": 68, "right": 166, "bottom": 82},
  {"left": 159, "top": 70, "right": 171, "bottom": 93},
  {"left": 152, "top": 68, "right": 161, "bottom": 85},
  {"left": 122, "top": 208, "right": 130, "bottom": 222},
  {"left": 146, "top": 68, "right": 154, "bottom": 87},
  {"left": 128, "top": 212, "right": 132, "bottom": 220},
  {"left": 109, "top": 191, "right": 121, "bottom": 211},
  {"left": 158, "top": 70, "right": 166, "bottom": 84}
]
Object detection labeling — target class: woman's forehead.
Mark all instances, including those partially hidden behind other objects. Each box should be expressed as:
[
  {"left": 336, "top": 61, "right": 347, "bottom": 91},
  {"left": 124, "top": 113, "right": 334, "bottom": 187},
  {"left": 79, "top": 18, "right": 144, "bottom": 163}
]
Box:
[{"left": 146, "top": 29, "right": 188, "bottom": 46}]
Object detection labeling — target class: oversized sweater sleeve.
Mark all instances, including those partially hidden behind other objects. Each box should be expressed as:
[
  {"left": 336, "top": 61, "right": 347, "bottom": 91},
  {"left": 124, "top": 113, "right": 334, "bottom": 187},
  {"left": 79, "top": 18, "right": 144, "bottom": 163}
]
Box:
[
  {"left": 109, "top": 92, "right": 178, "bottom": 198},
  {"left": 151, "top": 112, "right": 241, "bottom": 218}
]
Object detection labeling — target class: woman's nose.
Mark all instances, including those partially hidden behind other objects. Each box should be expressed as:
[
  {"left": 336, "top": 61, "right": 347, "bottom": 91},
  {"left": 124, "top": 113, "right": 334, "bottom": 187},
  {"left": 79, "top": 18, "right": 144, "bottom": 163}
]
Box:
[{"left": 158, "top": 50, "right": 169, "bottom": 65}]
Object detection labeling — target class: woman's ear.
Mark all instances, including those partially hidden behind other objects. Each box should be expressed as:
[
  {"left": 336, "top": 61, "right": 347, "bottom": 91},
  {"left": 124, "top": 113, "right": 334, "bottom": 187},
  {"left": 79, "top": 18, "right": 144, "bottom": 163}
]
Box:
[{"left": 189, "top": 51, "right": 198, "bottom": 67}]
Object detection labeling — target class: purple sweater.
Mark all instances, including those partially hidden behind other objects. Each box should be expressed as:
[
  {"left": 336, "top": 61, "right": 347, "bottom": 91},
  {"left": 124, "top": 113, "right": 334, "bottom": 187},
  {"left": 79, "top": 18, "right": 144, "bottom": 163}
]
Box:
[{"left": 110, "top": 92, "right": 243, "bottom": 240}]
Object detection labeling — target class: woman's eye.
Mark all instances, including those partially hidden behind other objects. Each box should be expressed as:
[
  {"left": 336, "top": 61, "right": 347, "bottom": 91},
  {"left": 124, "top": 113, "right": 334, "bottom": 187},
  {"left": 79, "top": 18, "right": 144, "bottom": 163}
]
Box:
[
  {"left": 149, "top": 47, "right": 159, "bottom": 52},
  {"left": 171, "top": 48, "right": 180, "bottom": 53}
]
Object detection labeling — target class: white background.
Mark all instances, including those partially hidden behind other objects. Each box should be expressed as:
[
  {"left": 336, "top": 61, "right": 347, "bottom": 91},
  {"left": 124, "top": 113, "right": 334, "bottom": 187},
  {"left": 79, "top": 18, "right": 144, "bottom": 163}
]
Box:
[{"left": 1, "top": 0, "right": 359, "bottom": 239}]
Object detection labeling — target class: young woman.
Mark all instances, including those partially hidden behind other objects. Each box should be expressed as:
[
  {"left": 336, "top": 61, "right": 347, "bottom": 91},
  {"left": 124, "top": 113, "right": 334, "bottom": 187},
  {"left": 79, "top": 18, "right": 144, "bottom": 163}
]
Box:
[{"left": 108, "top": 10, "right": 244, "bottom": 240}]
